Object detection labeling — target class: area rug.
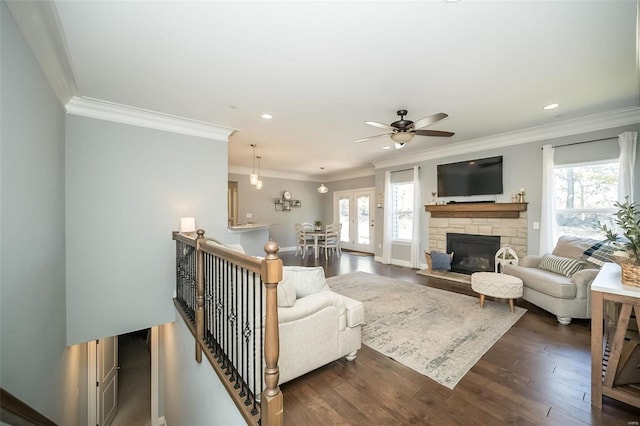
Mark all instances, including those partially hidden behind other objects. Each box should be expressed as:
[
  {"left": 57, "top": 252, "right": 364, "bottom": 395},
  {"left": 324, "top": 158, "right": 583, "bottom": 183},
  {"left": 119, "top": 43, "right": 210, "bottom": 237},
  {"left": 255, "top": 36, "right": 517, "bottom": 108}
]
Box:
[{"left": 327, "top": 272, "right": 526, "bottom": 389}]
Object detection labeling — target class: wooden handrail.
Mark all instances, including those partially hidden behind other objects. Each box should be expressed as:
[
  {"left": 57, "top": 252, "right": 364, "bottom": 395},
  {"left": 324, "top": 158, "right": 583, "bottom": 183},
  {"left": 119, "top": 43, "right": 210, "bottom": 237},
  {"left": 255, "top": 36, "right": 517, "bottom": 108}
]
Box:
[{"left": 0, "top": 387, "right": 56, "bottom": 426}]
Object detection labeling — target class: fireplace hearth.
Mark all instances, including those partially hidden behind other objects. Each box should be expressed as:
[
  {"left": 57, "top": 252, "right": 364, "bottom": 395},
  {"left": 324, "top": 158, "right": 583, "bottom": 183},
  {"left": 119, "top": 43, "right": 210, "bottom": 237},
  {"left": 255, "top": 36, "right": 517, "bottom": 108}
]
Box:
[{"left": 447, "top": 233, "right": 500, "bottom": 275}]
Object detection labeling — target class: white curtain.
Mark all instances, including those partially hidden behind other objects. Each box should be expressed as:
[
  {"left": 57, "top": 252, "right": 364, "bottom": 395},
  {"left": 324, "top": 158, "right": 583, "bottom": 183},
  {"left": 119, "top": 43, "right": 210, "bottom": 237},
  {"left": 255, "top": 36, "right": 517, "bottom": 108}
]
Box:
[
  {"left": 381, "top": 170, "right": 393, "bottom": 264},
  {"left": 539, "top": 144, "right": 556, "bottom": 255},
  {"left": 618, "top": 131, "right": 637, "bottom": 203},
  {"left": 410, "top": 166, "right": 421, "bottom": 268}
]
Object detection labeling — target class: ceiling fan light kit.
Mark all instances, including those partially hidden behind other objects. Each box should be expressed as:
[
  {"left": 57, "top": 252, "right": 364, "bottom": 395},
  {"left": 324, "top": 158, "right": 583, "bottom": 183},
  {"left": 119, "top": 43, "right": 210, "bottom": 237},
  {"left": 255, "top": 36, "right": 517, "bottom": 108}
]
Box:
[
  {"left": 390, "top": 132, "right": 414, "bottom": 144},
  {"left": 355, "top": 109, "right": 454, "bottom": 147}
]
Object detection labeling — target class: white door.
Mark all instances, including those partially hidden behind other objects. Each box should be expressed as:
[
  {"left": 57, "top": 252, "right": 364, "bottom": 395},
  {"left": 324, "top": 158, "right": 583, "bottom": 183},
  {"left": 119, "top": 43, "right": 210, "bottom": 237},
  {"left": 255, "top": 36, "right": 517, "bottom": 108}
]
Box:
[
  {"left": 335, "top": 189, "right": 375, "bottom": 253},
  {"left": 97, "top": 336, "right": 119, "bottom": 426}
]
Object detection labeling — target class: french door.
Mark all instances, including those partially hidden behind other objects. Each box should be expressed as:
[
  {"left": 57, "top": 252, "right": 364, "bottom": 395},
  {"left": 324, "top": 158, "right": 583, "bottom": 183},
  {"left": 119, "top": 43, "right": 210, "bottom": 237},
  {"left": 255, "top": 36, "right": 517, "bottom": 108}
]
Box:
[{"left": 334, "top": 188, "right": 375, "bottom": 253}]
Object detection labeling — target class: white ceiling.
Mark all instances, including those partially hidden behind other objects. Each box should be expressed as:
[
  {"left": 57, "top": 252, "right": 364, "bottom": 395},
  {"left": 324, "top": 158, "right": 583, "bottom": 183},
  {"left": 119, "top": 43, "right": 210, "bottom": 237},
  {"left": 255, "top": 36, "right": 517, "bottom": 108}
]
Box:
[{"left": 22, "top": 1, "right": 640, "bottom": 180}]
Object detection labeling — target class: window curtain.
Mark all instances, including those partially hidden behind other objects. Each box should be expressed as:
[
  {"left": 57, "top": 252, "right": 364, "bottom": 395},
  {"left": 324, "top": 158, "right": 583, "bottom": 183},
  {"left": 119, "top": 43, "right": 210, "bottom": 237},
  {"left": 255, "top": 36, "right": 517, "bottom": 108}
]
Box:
[
  {"left": 410, "top": 166, "right": 421, "bottom": 268},
  {"left": 539, "top": 144, "right": 556, "bottom": 255},
  {"left": 381, "top": 170, "right": 393, "bottom": 264},
  {"left": 618, "top": 131, "right": 637, "bottom": 203}
]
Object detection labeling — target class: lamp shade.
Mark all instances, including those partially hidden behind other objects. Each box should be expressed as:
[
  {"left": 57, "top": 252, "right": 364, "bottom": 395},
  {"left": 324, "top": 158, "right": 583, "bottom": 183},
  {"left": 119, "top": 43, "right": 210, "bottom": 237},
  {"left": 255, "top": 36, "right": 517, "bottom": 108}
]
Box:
[
  {"left": 180, "top": 217, "right": 196, "bottom": 233},
  {"left": 249, "top": 173, "right": 259, "bottom": 185},
  {"left": 256, "top": 179, "right": 263, "bottom": 190},
  {"left": 390, "top": 131, "right": 414, "bottom": 144},
  {"left": 317, "top": 184, "right": 328, "bottom": 194}
]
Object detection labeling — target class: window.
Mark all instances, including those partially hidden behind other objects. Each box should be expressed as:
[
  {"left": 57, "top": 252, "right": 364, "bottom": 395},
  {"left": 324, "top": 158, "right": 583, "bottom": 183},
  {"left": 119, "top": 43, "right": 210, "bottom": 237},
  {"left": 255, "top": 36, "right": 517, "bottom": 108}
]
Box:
[
  {"left": 391, "top": 182, "right": 414, "bottom": 241},
  {"left": 554, "top": 160, "right": 619, "bottom": 239}
]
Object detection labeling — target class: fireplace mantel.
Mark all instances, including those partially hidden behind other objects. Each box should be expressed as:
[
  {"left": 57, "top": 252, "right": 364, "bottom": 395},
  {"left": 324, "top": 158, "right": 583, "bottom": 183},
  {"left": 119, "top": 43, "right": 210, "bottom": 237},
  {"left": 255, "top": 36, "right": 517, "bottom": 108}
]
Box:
[{"left": 425, "top": 202, "right": 527, "bottom": 218}]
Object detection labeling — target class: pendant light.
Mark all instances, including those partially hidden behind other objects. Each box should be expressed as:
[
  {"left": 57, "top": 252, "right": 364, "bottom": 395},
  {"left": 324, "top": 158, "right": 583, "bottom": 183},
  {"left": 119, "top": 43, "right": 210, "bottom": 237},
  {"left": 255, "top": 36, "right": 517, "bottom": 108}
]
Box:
[
  {"left": 256, "top": 156, "right": 263, "bottom": 190},
  {"left": 249, "top": 144, "right": 258, "bottom": 185},
  {"left": 317, "top": 167, "right": 328, "bottom": 194}
]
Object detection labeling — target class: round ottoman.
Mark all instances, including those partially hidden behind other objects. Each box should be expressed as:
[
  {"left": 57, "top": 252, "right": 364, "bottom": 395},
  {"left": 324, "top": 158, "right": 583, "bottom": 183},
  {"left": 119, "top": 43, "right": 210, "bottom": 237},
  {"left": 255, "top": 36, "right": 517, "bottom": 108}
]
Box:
[{"left": 471, "top": 272, "right": 523, "bottom": 313}]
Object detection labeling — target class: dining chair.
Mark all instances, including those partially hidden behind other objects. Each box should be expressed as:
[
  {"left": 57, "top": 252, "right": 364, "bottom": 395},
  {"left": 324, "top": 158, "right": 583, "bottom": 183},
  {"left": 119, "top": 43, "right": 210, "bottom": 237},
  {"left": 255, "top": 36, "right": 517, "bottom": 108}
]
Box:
[
  {"left": 295, "top": 223, "right": 315, "bottom": 256},
  {"left": 319, "top": 223, "right": 341, "bottom": 258}
]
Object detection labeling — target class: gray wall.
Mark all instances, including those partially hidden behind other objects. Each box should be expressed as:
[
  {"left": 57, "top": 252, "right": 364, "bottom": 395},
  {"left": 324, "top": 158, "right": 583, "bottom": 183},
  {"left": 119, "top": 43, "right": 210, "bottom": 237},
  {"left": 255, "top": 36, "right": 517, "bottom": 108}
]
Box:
[
  {"left": 374, "top": 124, "right": 640, "bottom": 261},
  {"left": 0, "top": 3, "right": 86, "bottom": 424},
  {"left": 160, "top": 317, "right": 244, "bottom": 426},
  {"left": 229, "top": 173, "right": 328, "bottom": 249},
  {"left": 228, "top": 173, "right": 376, "bottom": 250},
  {"left": 65, "top": 115, "right": 229, "bottom": 345}
]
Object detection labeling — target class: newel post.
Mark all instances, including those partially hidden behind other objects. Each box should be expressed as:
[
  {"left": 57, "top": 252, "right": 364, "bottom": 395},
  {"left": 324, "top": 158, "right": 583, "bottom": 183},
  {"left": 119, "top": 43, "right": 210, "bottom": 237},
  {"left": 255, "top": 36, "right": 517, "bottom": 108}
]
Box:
[
  {"left": 195, "top": 229, "right": 206, "bottom": 363},
  {"left": 261, "top": 241, "right": 283, "bottom": 426}
]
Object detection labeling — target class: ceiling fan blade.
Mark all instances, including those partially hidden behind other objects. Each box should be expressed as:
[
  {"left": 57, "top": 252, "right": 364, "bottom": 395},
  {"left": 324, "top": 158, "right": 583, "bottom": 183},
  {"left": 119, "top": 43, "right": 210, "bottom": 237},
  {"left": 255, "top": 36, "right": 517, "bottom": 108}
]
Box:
[
  {"left": 365, "top": 121, "right": 396, "bottom": 132},
  {"left": 353, "top": 133, "right": 390, "bottom": 143},
  {"left": 414, "top": 129, "right": 455, "bottom": 137},
  {"left": 412, "top": 113, "right": 448, "bottom": 130}
]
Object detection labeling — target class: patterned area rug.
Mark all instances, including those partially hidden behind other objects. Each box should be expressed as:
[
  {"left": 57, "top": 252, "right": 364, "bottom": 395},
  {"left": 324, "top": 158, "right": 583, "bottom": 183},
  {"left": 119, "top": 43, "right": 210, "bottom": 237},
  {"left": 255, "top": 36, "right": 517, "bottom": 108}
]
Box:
[{"left": 327, "top": 272, "right": 526, "bottom": 389}]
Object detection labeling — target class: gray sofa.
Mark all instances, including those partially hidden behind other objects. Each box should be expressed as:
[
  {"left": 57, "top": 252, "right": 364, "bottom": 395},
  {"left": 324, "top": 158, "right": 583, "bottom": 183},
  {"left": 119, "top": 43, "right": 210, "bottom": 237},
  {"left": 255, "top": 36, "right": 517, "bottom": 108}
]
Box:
[{"left": 503, "top": 236, "right": 601, "bottom": 325}]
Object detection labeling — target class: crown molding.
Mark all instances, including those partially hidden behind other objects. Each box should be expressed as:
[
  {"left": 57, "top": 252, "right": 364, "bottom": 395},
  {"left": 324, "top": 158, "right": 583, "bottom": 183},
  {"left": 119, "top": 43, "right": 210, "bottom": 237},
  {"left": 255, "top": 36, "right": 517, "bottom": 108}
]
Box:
[
  {"left": 228, "top": 164, "right": 375, "bottom": 183},
  {"left": 66, "top": 97, "right": 235, "bottom": 142},
  {"left": 373, "top": 107, "right": 640, "bottom": 169},
  {"left": 323, "top": 166, "right": 375, "bottom": 182},
  {"left": 7, "top": 0, "right": 78, "bottom": 105},
  {"left": 228, "top": 166, "right": 318, "bottom": 182}
]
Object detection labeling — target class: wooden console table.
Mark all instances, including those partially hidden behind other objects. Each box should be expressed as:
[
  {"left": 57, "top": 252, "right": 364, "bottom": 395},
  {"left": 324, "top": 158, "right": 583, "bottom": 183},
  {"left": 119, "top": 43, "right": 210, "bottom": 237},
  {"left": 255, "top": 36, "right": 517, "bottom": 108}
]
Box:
[
  {"left": 424, "top": 202, "right": 527, "bottom": 218},
  {"left": 591, "top": 262, "right": 640, "bottom": 409}
]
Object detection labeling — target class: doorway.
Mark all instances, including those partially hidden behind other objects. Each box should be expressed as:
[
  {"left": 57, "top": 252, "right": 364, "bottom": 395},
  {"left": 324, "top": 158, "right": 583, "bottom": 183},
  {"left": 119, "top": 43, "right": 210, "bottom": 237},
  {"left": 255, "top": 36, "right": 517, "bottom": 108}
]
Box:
[
  {"left": 87, "top": 327, "right": 158, "bottom": 426},
  {"left": 334, "top": 188, "right": 375, "bottom": 253}
]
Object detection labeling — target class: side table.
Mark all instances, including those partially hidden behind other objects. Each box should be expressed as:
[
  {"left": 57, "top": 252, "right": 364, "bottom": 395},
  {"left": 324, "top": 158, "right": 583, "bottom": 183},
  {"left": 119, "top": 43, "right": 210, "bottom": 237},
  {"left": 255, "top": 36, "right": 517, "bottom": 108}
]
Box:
[{"left": 591, "top": 262, "right": 640, "bottom": 409}]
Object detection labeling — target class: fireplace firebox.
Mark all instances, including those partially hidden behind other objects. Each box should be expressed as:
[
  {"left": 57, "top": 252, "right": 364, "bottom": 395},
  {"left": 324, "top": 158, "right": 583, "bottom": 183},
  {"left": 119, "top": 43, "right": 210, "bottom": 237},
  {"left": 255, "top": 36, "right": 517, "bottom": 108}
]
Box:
[{"left": 446, "top": 233, "right": 500, "bottom": 275}]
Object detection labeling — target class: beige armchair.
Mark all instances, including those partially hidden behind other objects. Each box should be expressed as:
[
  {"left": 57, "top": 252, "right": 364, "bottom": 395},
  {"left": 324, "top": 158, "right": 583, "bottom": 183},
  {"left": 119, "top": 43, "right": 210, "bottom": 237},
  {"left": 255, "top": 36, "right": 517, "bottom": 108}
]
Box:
[
  {"left": 276, "top": 266, "right": 364, "bottom": 383},
  {"left": 503, "top": 236, "right": 601, "bottom": 325}
]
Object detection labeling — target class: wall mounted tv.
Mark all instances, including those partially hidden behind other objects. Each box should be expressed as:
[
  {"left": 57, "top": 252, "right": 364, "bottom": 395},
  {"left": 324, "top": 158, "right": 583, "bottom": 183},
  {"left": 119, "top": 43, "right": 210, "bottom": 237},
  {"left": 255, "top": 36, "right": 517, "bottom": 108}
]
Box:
[{"left": 437, "top": 156, "right": 503, "bottom": 197}]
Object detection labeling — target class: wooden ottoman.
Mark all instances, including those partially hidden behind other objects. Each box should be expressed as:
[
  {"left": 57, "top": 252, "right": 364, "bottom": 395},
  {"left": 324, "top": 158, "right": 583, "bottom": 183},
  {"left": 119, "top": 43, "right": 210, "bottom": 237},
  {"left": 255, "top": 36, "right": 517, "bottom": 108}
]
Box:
[{"left": 471, "top": 272, "right": 523, "bottom": 313}]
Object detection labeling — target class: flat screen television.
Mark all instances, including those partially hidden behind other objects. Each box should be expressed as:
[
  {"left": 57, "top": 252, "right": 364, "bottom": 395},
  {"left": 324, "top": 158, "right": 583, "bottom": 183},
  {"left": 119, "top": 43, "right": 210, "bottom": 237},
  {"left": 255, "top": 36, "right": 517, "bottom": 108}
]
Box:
[{"left": 437, "top": 156, "right": 503, "bottom": 197}]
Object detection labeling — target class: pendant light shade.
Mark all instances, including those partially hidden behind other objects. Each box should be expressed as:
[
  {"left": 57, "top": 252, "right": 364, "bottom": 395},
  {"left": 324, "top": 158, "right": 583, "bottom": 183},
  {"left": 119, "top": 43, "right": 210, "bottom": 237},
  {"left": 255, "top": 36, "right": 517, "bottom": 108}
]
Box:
[
  {"left": 255, "top": 156, "right": 263, "bottom": 190},
  {"left": 249, "top": 144, "right": 258, "bottom": 185},
  {"left": 317, "top": 167, "right": 328, "bottom": 194}
]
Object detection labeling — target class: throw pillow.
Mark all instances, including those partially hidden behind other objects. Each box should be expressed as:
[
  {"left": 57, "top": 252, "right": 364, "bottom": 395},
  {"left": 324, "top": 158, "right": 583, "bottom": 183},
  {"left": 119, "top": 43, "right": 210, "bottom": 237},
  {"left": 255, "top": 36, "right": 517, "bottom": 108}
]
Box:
[
  {"left": 580, "top": 240, "right": 617, "bottom": 267},
  {"left": 427, "top": 250, "right": 453, "bottom": 271},
  {"left": 276, "top": 278, "right": 297, "bottom": 308},
  {"left": 538, "top": 254, "right": 584, "bottom": 278},
  {"left": 282, "top": 266, "right": 329, "bottom": 299}
]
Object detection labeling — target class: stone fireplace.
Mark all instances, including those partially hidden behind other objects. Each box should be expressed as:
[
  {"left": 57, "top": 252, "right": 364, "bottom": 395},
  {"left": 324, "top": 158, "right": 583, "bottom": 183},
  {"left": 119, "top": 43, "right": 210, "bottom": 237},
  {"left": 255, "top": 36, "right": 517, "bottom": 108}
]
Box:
[
  {"left": 447, "top": 233, "right": 500, "bottom": 274},
  {"left": 426, "top": 204, "right": 528, "bottom": 272}
]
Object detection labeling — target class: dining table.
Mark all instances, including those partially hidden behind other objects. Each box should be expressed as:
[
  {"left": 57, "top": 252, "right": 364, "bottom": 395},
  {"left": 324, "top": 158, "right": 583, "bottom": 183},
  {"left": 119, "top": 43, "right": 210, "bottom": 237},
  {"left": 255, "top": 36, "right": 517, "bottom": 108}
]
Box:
[{"left": 304, "top": 230, "right": 326, "bottom": 259}]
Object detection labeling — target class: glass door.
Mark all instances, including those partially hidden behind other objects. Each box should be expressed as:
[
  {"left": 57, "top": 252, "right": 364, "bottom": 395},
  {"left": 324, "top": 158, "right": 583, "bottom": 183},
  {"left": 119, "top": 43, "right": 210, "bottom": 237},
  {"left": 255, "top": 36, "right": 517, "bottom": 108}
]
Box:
[{"left": 335, "top": 189, "right": 375, "bottom": 253}]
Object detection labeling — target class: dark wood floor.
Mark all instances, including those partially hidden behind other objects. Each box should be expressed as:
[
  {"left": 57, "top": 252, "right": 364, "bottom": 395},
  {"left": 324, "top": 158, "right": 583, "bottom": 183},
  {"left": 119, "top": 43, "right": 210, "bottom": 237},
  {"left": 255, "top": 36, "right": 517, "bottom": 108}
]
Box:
[{"left": 278, "top": 250, "right": 640, "bottom": 425}]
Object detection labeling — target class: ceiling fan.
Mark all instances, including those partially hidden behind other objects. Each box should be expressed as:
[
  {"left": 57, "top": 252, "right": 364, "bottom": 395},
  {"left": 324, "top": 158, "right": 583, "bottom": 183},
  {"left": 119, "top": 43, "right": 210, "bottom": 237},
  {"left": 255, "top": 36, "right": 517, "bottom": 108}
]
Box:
[{"left": 354, "top": 109, "right": 454, "bottom": 148}]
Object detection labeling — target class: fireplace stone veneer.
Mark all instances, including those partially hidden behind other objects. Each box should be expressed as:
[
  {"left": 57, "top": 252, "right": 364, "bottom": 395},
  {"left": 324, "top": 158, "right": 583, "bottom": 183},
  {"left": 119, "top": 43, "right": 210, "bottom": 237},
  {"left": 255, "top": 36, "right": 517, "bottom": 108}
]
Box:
[{"left": 428, "top": 213, "right": 528, "bottom": 261}]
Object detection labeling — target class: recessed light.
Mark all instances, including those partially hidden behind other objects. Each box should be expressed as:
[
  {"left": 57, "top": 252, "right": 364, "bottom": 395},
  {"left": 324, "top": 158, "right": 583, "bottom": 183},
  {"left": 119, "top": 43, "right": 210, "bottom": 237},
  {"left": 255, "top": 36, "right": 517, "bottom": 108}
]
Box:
[
  {"left": 261, "top": 113, "right": 273, "bottom": 120},
  {"left": 382, "top": 146, "right": 391, "bottom": 150},
  {"left": 543, "top": 103, "right": 559, "bottom": 110}
]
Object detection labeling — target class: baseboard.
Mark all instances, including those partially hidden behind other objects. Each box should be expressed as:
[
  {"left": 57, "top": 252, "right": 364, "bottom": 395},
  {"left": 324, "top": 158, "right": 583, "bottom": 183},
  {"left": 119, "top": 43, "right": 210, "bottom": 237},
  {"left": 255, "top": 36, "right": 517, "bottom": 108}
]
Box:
[
  {"left": 157, "top": 416, "right": 167, "bottom": 426},
  {"left": 373, "top": 256, "right": 421, "bottom": 269}
]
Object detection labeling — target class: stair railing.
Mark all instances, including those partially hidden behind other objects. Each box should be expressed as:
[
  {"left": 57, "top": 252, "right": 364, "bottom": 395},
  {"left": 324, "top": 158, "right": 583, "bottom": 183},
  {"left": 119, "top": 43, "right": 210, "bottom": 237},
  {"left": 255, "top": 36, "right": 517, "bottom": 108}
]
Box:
[{"left": 173, "top": 230, "right": 283, "bottom": 426}]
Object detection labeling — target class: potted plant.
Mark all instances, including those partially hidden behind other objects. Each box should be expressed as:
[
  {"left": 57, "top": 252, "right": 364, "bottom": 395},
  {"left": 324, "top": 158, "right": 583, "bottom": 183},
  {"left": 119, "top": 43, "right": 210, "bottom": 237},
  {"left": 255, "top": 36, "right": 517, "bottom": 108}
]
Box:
[
  {"left": 314, "top": 220, "right": 322, "bottom": 231},
  {"left": 600, "top": 197, "right": 640, "bottom": 286}
]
